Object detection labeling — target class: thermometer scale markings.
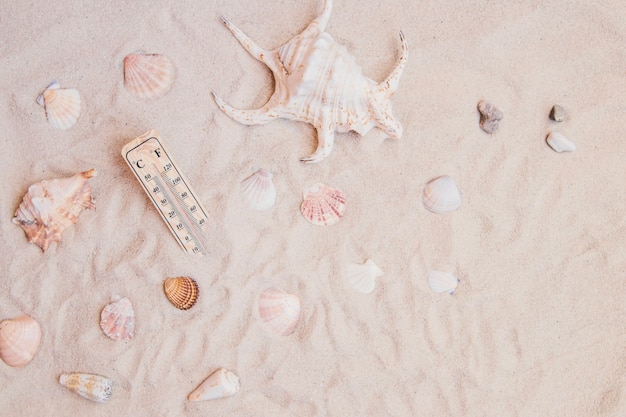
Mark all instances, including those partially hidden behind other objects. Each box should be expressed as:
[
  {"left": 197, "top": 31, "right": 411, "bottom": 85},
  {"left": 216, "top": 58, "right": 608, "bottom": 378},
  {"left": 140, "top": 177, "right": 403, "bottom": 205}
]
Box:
[{"left": 121, "top": 130, "right": 209, "bottom": 256}]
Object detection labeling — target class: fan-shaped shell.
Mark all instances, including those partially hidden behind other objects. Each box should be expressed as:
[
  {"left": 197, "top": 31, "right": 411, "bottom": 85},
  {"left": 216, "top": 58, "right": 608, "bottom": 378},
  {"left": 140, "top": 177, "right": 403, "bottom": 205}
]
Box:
[
  {"left": 300, "top": 183, "right": 346, "bottom": 226},
  {"left": 546, "top": 131, "right": 576, "bottom": 152},
  {"left": 12, "top": 169, "right": 96, "bottom": 252},
  {"left": 347, "top": 259, "right": 384, "bottom": 294},
  {"left": 423, "top": 175, "right": 462, "bottom": 214},
  {"left": 188, "top": 368, "right": 240, "bottom": 401},
  {"left": 164, "top": 277, "right": 199, "bottom": 310},
  {"left": 427, "top": 270, "right": 460, "bottom": 294},
  {"left": 0, "top": 315, "right": 42, "bottom": 368},
  {"left": 37, "top": 81, "right": 81, "bottom": 129},
  {"left": 258, "top": 287, "right": 301, "bottom": 336},
  {"left": 59, "top": 373, "right": 113, "bottom": 403},
  {"left": 241, "top": 168, "right": 276, "bottom": 211},
  {"left": 123, "top": 53, "right": 174, "bottom": 99},
  {"left": 99, "top": 297, "right": 135, "bottom": 341}
]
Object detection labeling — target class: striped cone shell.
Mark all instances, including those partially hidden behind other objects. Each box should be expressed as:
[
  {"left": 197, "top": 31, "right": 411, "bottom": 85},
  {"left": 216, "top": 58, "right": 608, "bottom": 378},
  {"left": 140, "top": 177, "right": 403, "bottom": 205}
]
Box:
[{"left": 163, "top": 277, "right": 199, "bottom": 310}]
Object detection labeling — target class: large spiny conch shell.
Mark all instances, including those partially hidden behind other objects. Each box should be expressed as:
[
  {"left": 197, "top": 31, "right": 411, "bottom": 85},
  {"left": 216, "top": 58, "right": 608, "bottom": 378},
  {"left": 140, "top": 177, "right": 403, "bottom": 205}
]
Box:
[
  {"left": 427, "top": 270, "right": 460, "bottom": 295},
  {"left": 36, "top": 81, "right": 81, "bottom": 129},
  {"left": 241, "top": 168, "right": 276, "bottom": 211},
  {"left": 163, "top": 276, "right": 199, "bottom": 310},
  {"left": 347, "top": 259, "right": 384, "bottom": 294},
  {"left": 59, "top": 373, "right": 113, "bottom": 403},
  {"left": 422, "top": 175, "right": 462, "bottom": 214},
  {"left": 188, "top": 368, "right": 240, "bottom": 401},
  {"left": 12, "top": 169, "right": 96, "bottom": 252},
  {"left": 213, "top": 0, "right": 408, "bottom": 163},
  {"left": 300, "top": 183, "right": 346, "bottom": 226},
  {"left": 99, "top": 296, "right": 135, "bottom": 341},
  {"left": 0, "top": 315, "right": 42, "bottom": 368},
  {"left": 258, "top": 287, "right": 301, "bottom": 336},
  {"left": 123, "top": 53, "right": 175, "bottom": 99}
]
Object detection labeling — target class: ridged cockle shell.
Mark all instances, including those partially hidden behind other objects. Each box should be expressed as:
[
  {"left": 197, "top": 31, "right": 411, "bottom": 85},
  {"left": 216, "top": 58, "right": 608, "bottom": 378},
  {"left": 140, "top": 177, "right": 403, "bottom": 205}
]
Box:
[
  {"left": 12, "top": 169, "right": 96, "bottom": 252},
  {"left": 0, "top": 315, "right": 42, "bottom": 368},
  {"left": 213, "top": 0, "right": 408, "bottom": 163}
]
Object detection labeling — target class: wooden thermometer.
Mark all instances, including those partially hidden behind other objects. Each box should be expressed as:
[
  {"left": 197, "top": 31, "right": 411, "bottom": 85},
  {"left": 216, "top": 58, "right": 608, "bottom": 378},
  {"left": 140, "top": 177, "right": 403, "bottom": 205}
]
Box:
[{"left": 121, "top": 130, "right": 209, "bottom": 256}]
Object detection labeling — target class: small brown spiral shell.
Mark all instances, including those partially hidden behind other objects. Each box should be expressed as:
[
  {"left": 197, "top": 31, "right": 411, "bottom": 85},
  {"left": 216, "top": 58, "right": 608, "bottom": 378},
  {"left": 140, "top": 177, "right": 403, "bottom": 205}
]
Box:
[{"left": 163, "top": 277, "right": 199, "bottom": 310}]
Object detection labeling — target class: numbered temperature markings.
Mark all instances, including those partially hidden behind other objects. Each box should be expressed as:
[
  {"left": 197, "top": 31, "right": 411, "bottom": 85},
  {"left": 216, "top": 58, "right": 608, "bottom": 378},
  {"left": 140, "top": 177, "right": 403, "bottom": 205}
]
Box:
[{"left": 121, "top": 129, "right": 209, "bottom": 256}]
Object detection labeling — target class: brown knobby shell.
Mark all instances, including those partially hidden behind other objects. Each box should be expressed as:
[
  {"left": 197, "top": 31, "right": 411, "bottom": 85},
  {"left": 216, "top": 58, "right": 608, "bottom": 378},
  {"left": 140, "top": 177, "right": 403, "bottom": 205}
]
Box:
[{"left": 163, "top": 277, "right": 199, "bottom": 310}]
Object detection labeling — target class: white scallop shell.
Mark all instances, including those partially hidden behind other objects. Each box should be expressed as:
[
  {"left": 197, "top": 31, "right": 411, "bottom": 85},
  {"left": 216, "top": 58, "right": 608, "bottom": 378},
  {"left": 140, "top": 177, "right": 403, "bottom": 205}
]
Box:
[
  {"left": 37, "top": 81, "right": 81, "bottom": 129},
  {"left": 59, "top": 373, "right": 113, "bottom": 403},
  {"left": 546, "top": 131, "right": 576, "bottom": 152},
  {"left": 123, "top": 53, "right": 174, "bottom": 99},
  {"left": 300, "top": 183, "right": 346, "bottom": 226},
  {"left": 188, "top": 368, "right": 240, "bottom": 401},
  {"left": 423, "top": 175, "right": 462, "bottom": 214},
  {"left": 258, "top": 287, "right": 301, "bottom": 336},
  {"left": 241, "top": 168, "right": 276, "bottom": 211},
  {"left": 427, "top": 270, "right": 460, "bottom": 294},
  {"left": 347, "top": 259, "right": 384, "bottom": 294},
  {"left": 99, "top": 296, "right": 135, "bottom": 341}
]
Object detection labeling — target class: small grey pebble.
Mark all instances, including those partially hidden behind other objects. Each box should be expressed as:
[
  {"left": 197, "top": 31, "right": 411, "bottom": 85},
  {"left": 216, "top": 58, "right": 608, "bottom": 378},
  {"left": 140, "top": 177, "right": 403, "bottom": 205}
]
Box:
[
  {"left": 550, "top": 105, "right": 567, "bottom": 122},
  {"left": 477, "top": 100, "right": 503, "bottom": 134}
]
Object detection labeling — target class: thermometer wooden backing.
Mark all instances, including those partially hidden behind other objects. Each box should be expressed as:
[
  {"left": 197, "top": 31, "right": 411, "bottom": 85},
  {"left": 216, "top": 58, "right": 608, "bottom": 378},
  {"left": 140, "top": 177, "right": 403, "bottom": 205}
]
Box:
[{"left": 121, "top": 130, "right": 209, "bottom": 256}]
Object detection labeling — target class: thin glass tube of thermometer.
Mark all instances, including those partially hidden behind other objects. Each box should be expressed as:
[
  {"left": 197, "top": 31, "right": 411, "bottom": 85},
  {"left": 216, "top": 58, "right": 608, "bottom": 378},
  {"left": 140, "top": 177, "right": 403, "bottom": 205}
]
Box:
[{"left": 121, "top": 130, "right": 209, "bottom": 256}]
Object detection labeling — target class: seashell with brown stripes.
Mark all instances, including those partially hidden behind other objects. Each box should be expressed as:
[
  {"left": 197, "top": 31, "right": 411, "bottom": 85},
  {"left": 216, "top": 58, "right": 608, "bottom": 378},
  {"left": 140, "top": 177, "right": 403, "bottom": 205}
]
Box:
[{"left": 163, "top": 276, "right": 199, "bottom": 310}]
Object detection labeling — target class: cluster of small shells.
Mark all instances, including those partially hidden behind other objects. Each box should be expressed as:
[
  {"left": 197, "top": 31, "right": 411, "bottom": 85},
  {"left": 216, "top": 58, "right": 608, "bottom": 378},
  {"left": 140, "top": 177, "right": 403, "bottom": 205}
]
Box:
[{"left": 546, "top": 104, "right": 575, "bottom": 153}]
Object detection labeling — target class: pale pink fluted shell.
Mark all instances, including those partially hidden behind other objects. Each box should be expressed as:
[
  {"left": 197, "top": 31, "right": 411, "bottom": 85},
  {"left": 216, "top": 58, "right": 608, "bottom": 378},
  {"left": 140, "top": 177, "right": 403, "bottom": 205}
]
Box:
[
  {"left": 258, "top": 287, "right": 301, "bottom": 336},
  {"left": 100, "top": 297, "right": 135, "bottom": 341},
  {"left": 300, "top": 183, "right": 346, "bottom": 226},
  {"left": 241, "top": 168, "right": 276, "bottom": 211},
  {"left": 0, "top": 315, "right": 42, "bottom": 368},
  {"left": 37, "top": 81, "right": 81, "bottom": 129},
  {"left": 123, "top": 53, "right": 174, "bottom": 99}
]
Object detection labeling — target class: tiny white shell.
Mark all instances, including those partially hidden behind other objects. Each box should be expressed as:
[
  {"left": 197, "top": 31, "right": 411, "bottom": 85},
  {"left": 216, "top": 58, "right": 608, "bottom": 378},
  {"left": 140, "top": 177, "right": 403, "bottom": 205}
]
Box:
[
  {"left": 241, "top": 168, "right": 277, "bottom": 211},
  {"left": 546, "top": 132, "right": 576, "bottom": 152},
  {"left": 37, "top": 81, "right": 81, "bottom": 129},
  {"left": 123, "top": 53, "right": 174, "bottom": 99},
  {"left": 300, "top": 183, "right": 346, "bottom": 226},
  {"left": 258, "top": 287, "right": 301, "bottom": 336},
  {"left": 188, "top": 368, "right": 240, "bottom": 401},
  {"left": 59, "top": 373, "right": 113, "bottom": 403},
  {"left": 347, "top": 259, "right": 384, "bottom": 294},
  {"left": 427, "top": 270, "right": 460, "bottom": 294},
  {"left": 99, "top": 296, "right": 135, "bottom": 341},
  {"left": 423, "top": 175, "right": 462, "bottom": 214}
]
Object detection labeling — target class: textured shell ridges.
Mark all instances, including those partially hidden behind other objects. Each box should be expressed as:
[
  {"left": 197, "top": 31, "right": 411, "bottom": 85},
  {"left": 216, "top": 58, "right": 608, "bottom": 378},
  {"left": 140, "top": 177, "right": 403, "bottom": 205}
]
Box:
[
  {"left": 0, "top": 315, "right": 42, "bottom": 368},
  {"left": 123, "top": 53, "right": 175, "bottom": 99},
  {"left": 12, "top": 169, "right": 97, "bottom": 252},
  {"left": 164, "top": 277, "right": 199, "bottom": 310},
  {"left": 37, "top": 81, "right": 81, "bottom": 129}
]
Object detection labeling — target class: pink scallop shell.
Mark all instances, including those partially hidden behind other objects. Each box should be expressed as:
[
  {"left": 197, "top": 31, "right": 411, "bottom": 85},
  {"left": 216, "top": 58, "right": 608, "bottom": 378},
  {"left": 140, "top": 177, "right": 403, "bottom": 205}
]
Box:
[
  {"left": 300, "top": 183, "right": 346, "bottom": 226},
  {"left": 258, "top": 287, "right": 301, "bottom": 336},
  {"left": 123, "top": 53, "right": 174, "bottom": 99},
  {"left": 99, "top": 297, "right": 135, "bottom": 341}
]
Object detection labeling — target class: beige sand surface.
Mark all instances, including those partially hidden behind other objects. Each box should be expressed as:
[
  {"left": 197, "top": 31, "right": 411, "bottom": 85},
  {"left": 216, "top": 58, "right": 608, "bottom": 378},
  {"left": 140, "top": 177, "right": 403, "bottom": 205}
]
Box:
[{"left": 1, "top": 0, "right": 625, "bottom": 415}]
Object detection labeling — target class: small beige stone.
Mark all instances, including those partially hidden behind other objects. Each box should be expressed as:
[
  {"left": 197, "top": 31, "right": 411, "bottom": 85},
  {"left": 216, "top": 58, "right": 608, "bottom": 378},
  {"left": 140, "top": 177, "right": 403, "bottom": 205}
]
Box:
[
  {"left": 550, "top": 104, "right": 567, "bottom": 122},
  {"left": 477, "top": 100, "right": 503, "bottom": 134}
]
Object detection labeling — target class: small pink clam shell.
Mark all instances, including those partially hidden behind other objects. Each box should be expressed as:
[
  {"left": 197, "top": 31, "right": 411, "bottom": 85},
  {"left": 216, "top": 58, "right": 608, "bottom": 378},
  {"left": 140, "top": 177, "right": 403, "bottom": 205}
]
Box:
[
  {"left": 99, "top": 297, "right": 135, "bottom": 341},
  {"left": 258, "top": 287, "right": 301, "bottom": 336},
  {"left": 300, "top": 183, "right": 346, "bottom": 226}
]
